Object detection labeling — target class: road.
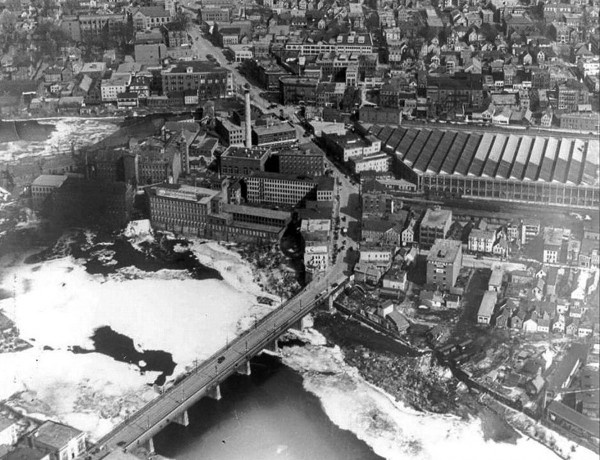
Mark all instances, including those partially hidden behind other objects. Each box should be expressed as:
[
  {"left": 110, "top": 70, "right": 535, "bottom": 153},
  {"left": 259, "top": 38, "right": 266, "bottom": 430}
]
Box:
[{"left": 179, "top": 6, "right": 301, "bottom": 122}]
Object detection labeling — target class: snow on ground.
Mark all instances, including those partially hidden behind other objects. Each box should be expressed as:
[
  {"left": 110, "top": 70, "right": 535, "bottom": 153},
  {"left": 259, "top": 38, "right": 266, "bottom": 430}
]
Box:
[
  {"left": 0, "top": 237, "right": 277, "bottom": 441},
  {"left": 281, "top": 329, "right": 592, "bottom": 460},
  {"left": 185, "top": 238, "right": 281, "bottom": 302},
  {"left": 0, "top": 118, "right": 119, "bottom": 162}
]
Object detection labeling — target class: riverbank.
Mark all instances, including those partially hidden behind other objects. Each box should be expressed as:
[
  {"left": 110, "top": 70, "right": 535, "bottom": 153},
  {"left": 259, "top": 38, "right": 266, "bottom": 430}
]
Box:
[{"left": 280, "top": 323, "right": 563, "bottom": 460}]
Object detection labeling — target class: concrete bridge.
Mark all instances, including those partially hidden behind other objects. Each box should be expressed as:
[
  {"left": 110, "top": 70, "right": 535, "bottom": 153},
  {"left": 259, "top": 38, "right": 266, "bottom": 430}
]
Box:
[{"left": 83, "top": 272, "right": 348, "bottom": 460}]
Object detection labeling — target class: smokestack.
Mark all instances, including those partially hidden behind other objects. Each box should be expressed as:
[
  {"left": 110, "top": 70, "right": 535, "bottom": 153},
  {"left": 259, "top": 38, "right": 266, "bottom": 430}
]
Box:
[{"left": 244, "top": 86, "right": 252, "bottom": 149}]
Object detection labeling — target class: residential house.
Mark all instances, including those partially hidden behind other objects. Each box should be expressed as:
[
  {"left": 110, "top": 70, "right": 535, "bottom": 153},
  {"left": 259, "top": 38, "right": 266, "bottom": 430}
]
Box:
[{"left": 354, "top": 261, "right": 383, "bottom": 285}]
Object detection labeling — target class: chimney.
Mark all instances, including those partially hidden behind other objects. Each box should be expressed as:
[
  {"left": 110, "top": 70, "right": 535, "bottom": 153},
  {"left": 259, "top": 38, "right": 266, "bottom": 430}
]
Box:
[{"left": 244, "top": 86, "right": 252, "bottom": 149}]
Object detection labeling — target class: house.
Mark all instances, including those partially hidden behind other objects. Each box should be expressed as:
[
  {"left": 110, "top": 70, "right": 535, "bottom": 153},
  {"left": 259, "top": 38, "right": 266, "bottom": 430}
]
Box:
[
  {"left": 523, "top": 312, "right": 539, "bottom": 333},
  {"left": 30, "top": 421, "right": 86, "bottom": 460},
  {"left": 354, "top": 262, "right": 383, "bottom": 285},
  {"left": 401, "top": 218, "right": 417, "bottom": 245},
  {"left": 358, "top": 244, "right": 394, "bottom": 269},
  {"left": 421, "top": 289, "right": 445, "bottom": 309},
  {"left": 553, "top": 314, "right": 566, "bottom": 333},
  {"left": 495, "top": 306, "right": 512, "bottom": 328},
  {"left": 381, "top": 265, "right": 407, "bottom": 296},
  {"left": 565, "top": 318, "right": 579, "bottom": 336},
  {"left": 511, "top": 308, "right": 527, "bottom": 330},
  {"left": 387, "top": 310, "right": 410, "bottom": 334},
  {"left": 477, "top": 291, "right": 497, "bottom": 325},
  {"left": 578, "top": 321, "right": 594, "bottom": 338}
]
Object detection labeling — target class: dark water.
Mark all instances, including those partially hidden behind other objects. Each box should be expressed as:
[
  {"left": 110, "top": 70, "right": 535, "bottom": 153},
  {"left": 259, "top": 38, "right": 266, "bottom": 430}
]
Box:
[
  {"left": 154, "top": 354, "right": 383, "bottom": 460},
  {"left": 71, "top": 326, "right": 176, "bottom": 386},
  {"left": 25, "top": 231, "right": 221, "bottom": 280}
]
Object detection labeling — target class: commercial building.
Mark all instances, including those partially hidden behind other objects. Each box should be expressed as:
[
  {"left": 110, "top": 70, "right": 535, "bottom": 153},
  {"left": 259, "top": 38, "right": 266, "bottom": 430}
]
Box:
[
  {"left": 284, "top": 32, "right": 374, "bottom": 55},
  {"left": 252, "top": 122, "right": 297, "bottom": 148},
  {"left": 161, "top": 61, "right": 231, "bottom": 98},
  {"left": 351, "top": 152, "right": 390, "bottom": 174},
  {"left": 426, "top": 238, "right": 462, "bottom": 290},
  {"left": 322, "top": 132, "right": 382, "bottom": 162},
  {"left": 148, "top": 184, "right": 221, "bottom": 236},
  {"left": 369, "top": 125, "right": 600, "bottom": 209},
  {"left": 247, "top": 60, "right": 289, "bottom": 91},
  {"left": 148, "top": 185, "right": 289, "bottom": 243},
  {"left": 100, "top": 75, "right": 131, "bottom": 102},
  {"left": 420, "top": 208, "right": 452, "bottom": 248},
  {"left": 209, "top": 203, "right": 290, "bottom": 243},
  {"left": 31, "top": 174, "right": 69, "bottom": 210},
  {"left": 543, "top": 227, "right": 564, "bottom": 263},
  {"left": 200, "top": 7, "right": 230, "bottom": 22},
  {"left": 132, "top": 6, "right": 172, "bottom": 31},
  {"left": 216, "top": 118, "right": 246, "bottom": 146},
  {"left": 245, "top": 172, "right": 321, "bottom": 206},
  {"left": 30, "top": 421, "right": 86, "bottom": 460},
  {"left": 279, "top": 77, "right": 319, "bottom": 105},
  {"left": 559, "top": 113, "right": 599, "bottom": 132},
  {"left": 276, "top": 146, "right": 325, "bottom": 176},
  {"left": 220, "top": 146, "right": 270, "bottom": 176}
]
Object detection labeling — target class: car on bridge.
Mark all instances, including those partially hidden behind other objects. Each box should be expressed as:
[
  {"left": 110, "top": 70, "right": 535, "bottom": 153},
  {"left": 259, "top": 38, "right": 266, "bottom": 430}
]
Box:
[{"left": 217, "top": 356, "right": 225, "bottom": 364}]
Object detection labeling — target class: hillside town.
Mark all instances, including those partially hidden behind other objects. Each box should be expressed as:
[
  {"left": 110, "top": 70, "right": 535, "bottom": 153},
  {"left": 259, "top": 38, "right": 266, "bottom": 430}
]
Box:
[{"left": 0, "top": 0, "right": 599, "bottom": 458}]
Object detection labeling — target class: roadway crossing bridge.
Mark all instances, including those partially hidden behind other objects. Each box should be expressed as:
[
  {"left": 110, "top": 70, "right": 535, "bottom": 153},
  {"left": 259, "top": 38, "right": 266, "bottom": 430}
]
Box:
[{"left": 83, "top": 271, "right": 348, "bottom": 460}]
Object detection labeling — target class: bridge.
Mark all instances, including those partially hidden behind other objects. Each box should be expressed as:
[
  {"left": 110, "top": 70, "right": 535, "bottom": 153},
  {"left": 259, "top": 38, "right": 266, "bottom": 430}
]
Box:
[{"left": 84, "top": 267, "right": 348, "bottom": 460}]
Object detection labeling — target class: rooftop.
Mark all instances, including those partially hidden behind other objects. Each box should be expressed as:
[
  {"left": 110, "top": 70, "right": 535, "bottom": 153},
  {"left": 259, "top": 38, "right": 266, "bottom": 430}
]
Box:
[
  {"left": 427, "top": 239, "right": 462, "bottom": 263},
  {"left": 34, "top": 421, "right": 83, "bottom": 450},
  {"left": 422, "top": 208, "right": 452, "bottom": 228},
  {"left": 162, "top": 61, "right": 229, "bottom": 75},
  {"left": 222, "top": 146, "right": 270, "bottom": 160},
  {"left": 31, "top": 174, "right": 69, "bottom": 188},
  {"left": 153, "top": 184, "right": 220, "bottom": 204},
  {"left": 478, "top": 291, "right": 498, "bottom": 317},
  {"left": 369, "top": 125, "right": 600, "bottom": 186},
  {"left": 253, "top": 122, "right": 296, "bottom": 136}
]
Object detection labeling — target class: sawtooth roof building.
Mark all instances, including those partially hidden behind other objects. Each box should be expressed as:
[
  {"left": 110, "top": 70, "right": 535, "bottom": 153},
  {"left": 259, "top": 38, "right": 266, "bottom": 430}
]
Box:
[{"left": 369, "top": 125, "right": 599, "bottom": 209}]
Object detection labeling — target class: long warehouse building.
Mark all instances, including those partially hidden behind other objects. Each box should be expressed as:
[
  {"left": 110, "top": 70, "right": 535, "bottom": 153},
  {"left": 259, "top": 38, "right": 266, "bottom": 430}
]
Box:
[{"left": 369, "top": 125, "right": 599, "bottom": 209}]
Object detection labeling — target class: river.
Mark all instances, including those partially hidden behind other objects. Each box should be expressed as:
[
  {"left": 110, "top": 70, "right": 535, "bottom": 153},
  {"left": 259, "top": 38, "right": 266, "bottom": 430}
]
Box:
[{"left": 153, "top": 354, "right": 383, "bottom": 460}]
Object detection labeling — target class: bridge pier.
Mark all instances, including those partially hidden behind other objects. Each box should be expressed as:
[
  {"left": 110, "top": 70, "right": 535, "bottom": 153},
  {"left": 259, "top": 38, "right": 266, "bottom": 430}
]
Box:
[
  {"left": 265, "top": 339, "right": 279, "bottom": 353},
  {"left": 236, "top": 360, "right": 251, "bottom": 376},
  {"left": 147, "top": 437, "right": 155, "bottom": 455},
  {"left": 173, "top": 409, "right": 190, "bottom": 427},
  {"left": 291, "top": 315, "right": 311, "bottom": 331},
  {"left": 207, "top": 384, "right": 222, "bottom": 400}
]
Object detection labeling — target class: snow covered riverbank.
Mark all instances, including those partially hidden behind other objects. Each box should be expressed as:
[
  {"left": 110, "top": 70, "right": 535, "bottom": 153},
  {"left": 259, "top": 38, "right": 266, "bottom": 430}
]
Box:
[{"left": 281, "top": 328, "right": 596, "bottom": 460}]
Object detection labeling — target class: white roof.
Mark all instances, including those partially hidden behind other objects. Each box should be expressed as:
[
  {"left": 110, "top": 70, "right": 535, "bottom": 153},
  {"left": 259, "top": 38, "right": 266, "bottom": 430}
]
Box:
[{"left": 31, "top": 175, "right": 68, "bottom": 188}]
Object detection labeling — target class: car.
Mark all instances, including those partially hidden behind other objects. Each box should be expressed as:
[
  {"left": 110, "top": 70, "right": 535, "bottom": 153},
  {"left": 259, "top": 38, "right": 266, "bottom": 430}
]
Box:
[
  {"left": 332, "top": 282, "right": 339, "bottom": 288},
  {"left": 217, "top": 356, "right": 225, "bottom": 364}
]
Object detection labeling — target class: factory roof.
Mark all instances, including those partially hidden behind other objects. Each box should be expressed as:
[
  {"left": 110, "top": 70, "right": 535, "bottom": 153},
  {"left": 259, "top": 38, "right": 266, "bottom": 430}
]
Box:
[{"left": 369, "top": 126, "right": 600, "bottom": 186}]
